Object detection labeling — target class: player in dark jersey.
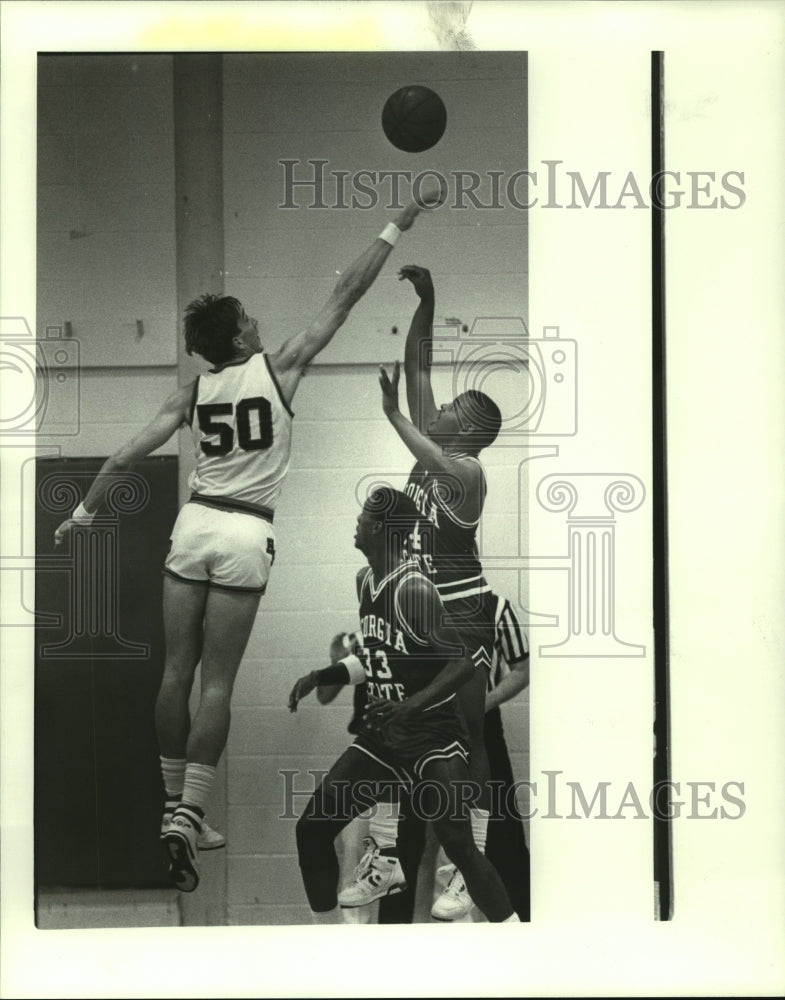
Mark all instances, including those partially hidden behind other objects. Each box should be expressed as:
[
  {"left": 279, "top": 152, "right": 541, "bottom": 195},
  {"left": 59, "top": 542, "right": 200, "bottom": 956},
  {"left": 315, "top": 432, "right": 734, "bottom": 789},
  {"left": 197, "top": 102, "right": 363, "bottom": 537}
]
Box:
[
  {"left": 431, "top": 593, "right": 531, "bottom": 921},
  {"left": 374, "top": 263, "right": 502, "bottom": 913},
  {"left": 53, "top": 196, "right": 434, "bottom": 893},
  {"left": 288, "top": 488, "right": 518, "bottom": 924},
  {"left": 317, "top": 635, "right": 407, "bottom": 919},
  {"left": 331, "top": 592, "right": 531, "bottom": 922}
]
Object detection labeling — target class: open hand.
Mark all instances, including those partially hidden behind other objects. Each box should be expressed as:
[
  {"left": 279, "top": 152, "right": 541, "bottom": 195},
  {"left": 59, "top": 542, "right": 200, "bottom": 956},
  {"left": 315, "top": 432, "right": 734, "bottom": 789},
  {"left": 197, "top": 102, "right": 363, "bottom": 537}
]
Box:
[
  {"left": 378, "top": 361, "right": 401, "bottom": 417},
  {"left": 394, "top": 183, "right": 446, "bottom": 231}
]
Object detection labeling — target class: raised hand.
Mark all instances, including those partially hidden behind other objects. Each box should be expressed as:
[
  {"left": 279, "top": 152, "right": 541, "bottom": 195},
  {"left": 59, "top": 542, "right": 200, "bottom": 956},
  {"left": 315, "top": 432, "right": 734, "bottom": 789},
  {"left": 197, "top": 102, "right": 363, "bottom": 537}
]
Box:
[
  {"left": 393, "top": 182, "right": 446, "bottom": 232},
  {"left": 378, "top": 361, "right": 401, "bottom": 417},
  {"left": 398, "top": 264, "right": 434, "bottom": 301}
]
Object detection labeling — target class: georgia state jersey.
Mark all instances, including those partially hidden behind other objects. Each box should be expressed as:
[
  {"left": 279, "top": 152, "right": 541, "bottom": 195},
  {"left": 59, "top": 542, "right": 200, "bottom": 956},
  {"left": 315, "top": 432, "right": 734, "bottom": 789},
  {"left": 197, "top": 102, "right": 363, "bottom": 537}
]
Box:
[
  {"left": 188, "top": 353, "right": 293, "bottom": 514},
  {"left": 356, "top": 564, "right": 455, "bottom": 711},
  {"left": 404, "top": 459, "right": 490, "bottom": 604}
]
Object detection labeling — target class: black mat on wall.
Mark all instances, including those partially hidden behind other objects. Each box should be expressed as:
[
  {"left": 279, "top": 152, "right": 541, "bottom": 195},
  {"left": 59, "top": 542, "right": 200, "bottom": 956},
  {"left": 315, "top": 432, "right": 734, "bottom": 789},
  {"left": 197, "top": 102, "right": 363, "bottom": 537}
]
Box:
[{"left": 34, "top": 455, "right": 178, "bottom": 891}]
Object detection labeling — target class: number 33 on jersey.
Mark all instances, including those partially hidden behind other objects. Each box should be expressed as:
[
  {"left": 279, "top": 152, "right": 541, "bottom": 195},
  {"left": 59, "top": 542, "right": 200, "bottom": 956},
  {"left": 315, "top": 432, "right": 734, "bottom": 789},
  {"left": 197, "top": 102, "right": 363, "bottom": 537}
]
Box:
[
  {"left": 188, "top": 353, "right": 294, "bottom": 513},
  {"left": 355, "top": 643, "right": 407, "bottom": 702}
]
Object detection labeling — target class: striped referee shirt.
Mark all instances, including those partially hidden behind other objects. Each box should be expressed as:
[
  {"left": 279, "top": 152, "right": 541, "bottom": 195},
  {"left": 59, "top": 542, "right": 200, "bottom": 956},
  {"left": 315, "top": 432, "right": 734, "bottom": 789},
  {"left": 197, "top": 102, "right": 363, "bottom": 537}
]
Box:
[{"left": 489, "top": 595, "right": 530, "bottom": 692}]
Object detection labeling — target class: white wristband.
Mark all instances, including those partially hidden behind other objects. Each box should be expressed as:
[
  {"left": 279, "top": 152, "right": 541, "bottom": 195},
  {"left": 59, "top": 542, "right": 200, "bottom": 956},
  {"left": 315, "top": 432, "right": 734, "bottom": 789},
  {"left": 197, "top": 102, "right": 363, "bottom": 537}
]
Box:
[
  {"left": 378, "top": 223, "right": 401, "bottom": 247},
  {"left": 338, "top": 654, "right": 367, "bottom": 685},
  {"left": 72, "top": 502, "right": 95, "bottom": 525}
]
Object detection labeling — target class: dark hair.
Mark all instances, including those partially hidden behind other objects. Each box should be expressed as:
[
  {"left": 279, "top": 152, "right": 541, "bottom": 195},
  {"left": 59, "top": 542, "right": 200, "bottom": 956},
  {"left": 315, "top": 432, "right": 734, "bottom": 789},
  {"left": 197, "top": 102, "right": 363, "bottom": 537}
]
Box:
[
  {"left": 363, "top": 487, "right": 424, "bottom": 564},
  {"left": 364, "top": 486, "right": 419, "bottom": 521},
  {"left": 454, "top": 390, "right": 502, "bottom": 450},
  {"left": 183, "top": 294, "right": 243, "bottom": 366}
]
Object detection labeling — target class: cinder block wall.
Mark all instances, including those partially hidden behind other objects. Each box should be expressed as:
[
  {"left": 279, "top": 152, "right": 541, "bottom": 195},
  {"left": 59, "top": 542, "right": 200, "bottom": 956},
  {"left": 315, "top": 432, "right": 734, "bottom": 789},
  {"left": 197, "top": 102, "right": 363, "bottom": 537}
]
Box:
[
  {"left": 37, "top": 53, "right": 180, "bottom": 461},
  {"left": 35, "top": 51, "right": 529, "bottom": 927},
  {"left": 221, "top": 52, "right": 529, "bottom": 924},
  {"left": 35, "top": 54, "right": 180, "bottom": 929}
]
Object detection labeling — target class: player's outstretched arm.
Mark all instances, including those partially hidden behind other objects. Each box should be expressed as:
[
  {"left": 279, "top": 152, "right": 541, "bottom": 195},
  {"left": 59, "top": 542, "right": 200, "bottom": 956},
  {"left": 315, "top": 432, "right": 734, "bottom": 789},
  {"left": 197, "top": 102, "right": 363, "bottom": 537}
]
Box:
[
  {"left": 269, "top": 193, "right": 437, "bottom": 407},
  {"left": 400, "top": 264, "right": 438, "bottom": 432},
  {"left": 378, "top": 360, "right": 485, "bottom": 520},
  {"left": 53, "top": 383, "right": 194, "bottom": 547},
  {"left": 288, "top": 651, "right": 367, "bottom": 713},
  {"left": 363, "top": 575, "right": 473, "bottom": 729},
  {"left": 316, "top": 631, "right": 357, "bottom": 705}
]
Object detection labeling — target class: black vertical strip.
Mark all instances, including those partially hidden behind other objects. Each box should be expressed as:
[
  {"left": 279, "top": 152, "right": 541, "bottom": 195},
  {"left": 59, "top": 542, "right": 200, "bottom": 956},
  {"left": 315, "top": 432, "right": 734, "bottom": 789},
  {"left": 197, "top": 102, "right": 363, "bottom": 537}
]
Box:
[{"left": 651, "top": 50, "right": 673, "bottom": 920}]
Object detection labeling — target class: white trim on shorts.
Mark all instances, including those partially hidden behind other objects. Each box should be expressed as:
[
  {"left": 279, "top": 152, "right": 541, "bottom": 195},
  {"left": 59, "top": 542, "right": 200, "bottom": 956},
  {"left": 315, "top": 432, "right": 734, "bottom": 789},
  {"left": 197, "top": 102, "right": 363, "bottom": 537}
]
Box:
[
  {"left": 349, "top": 736, "right": 469, "bottom": 786},
  {"left": 412, "top": 739, "right": 469, "bottom": 781}
]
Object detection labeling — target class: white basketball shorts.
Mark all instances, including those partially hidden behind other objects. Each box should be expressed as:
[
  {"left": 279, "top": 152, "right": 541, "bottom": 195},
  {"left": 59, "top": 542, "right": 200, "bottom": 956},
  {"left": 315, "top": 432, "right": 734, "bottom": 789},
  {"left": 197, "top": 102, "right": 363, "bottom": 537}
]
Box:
[{"left": 163, "top": 501, "right": 276, "bottom": 594}]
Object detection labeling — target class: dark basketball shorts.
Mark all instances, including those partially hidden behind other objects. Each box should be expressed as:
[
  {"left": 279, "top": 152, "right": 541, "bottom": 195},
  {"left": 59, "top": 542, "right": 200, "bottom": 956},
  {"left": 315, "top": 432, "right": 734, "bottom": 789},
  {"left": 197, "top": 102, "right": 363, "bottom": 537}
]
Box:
[{"left": 350, "top": 702, "right": 469, "bottom": 785}]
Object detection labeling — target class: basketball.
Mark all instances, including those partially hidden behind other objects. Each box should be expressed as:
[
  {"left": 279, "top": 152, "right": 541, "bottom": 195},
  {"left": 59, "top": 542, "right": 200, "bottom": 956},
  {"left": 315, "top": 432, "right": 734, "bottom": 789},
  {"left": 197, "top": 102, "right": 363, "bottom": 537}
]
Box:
[{"left": 381, "top": 85, "right": 447, "bottom": 153}]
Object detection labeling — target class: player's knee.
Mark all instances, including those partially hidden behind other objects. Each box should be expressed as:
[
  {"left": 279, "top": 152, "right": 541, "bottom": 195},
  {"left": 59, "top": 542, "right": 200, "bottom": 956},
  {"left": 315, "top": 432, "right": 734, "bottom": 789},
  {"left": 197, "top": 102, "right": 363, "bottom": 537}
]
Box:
[
  {"left": 295, "top": 791, "right": 340, "bottom": 865},
  {"left": 200, "top": 678, "right": 235, "bottom": 707},
  {"left": 436, "top": 823, "right": 476, "bottom": 869},
  {"left": 162, "top": 658, "right": 199, "bottom": 687},
  {"left": 295, "top": 809, "right": 323, "bottom": 865}
]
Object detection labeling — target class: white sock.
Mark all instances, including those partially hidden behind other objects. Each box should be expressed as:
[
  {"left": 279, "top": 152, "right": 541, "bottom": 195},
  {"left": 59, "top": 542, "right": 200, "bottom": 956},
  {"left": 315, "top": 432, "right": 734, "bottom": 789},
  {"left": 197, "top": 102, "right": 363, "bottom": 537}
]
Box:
[
  {"left": 180, "top": 762, "right": 216, "bottom": 814},
  {"left": 470, "top": 807, "right": 489, "bottom": 854},
  {"left": 369, "top": 800, "right": 400, "bottom": 852},
  {"left": 160, "top": 756, "right": 186, "bottom": 799},
  {"left": 311, "top": 907, "right": 340, "bottom": 925}
]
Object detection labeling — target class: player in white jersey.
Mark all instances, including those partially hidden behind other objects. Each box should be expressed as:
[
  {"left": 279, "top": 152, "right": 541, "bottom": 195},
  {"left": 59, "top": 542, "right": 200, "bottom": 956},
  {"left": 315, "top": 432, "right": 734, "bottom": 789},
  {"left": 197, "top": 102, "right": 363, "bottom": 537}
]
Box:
[{"left": 53, "top": 193, "right": 434, "bottom": 892}]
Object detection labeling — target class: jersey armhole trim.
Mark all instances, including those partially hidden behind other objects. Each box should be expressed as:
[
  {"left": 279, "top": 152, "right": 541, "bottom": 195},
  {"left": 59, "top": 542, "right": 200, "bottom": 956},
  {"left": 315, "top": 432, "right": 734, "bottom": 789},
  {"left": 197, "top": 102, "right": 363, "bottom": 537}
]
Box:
[
  {"left": 188, "top": 377, "right": 200, "bottom": 427},
  {"left": 394, "top": 571, "right": 430, "bottom": 647},
  {"left": 358, "top": 566, "right": 373, "bottom": 601},
  {"left": 432, "top": 460, "right": 485, "bottom": 528},
  {"left": 264, "top": 354, "right": 295, "bottom": 419}
]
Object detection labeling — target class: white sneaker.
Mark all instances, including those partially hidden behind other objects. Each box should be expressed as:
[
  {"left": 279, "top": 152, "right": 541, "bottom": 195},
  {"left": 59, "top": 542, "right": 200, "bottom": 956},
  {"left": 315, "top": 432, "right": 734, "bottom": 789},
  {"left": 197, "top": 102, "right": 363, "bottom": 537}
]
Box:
[
  {"left": 161, "top": 813, "right": 226, "bottom": 851},
  {"left": 431, "top": 865, "right": 473, "bottom": 921},
  {"left": 162, "top": 810, "right": 201, "bottom": 892},
  {"left": 338, "top": 838, "right": 407, "bottom": 908}
]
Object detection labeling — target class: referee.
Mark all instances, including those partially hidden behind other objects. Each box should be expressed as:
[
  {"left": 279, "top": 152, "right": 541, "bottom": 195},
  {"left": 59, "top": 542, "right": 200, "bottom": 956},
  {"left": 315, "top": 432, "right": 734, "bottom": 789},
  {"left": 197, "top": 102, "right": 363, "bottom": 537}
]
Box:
[{"left": 482, "top": 595, "right": 530, "bottom": 922}]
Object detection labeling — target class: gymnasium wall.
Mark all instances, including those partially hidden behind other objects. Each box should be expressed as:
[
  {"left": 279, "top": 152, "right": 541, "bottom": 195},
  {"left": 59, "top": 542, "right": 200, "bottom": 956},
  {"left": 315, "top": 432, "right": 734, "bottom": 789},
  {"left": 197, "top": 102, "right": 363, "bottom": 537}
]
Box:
[
  {"left": 37, "top": 54, "right": 180, "bottom": 456},
  {"left": 220, "top": 52, "right": 529, "bottom": 925},
  {"left": 35, "top": 51, "right": 529, "bottom": 926}
]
